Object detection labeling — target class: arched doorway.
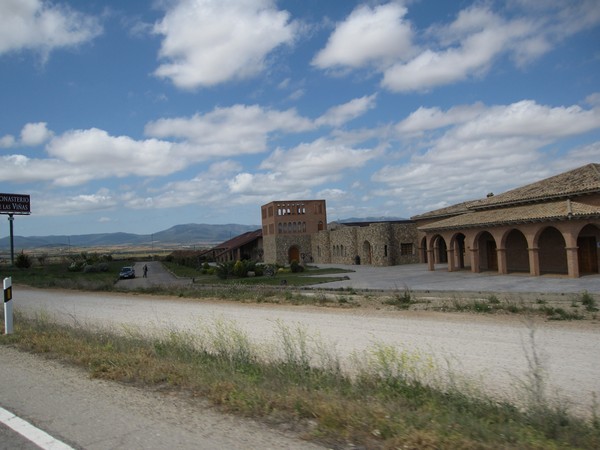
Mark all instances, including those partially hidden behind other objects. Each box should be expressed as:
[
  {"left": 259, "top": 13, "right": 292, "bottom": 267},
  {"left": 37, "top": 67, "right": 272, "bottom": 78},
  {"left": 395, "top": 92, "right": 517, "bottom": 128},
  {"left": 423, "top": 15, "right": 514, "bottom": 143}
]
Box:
[
  {"left": 505, "top": 229, "right": 529, "bottom": 273},
  {"left": 477, "top": 231, "right": 497, "bottom": 272},
  {"left": 538, "top": 227, "right": 567, "bottom": 274},
  {"left": 288, "top": 246, "right": 300, "bottom": 263},
  {"left": 432, "top": 235, "right": 447, "bottom": 264},
  {"left": 578, "top": 224, "right": 600, "bottom": 274},
  {"left": 363, "top": 241, "right": 372, "bottom": 265}
]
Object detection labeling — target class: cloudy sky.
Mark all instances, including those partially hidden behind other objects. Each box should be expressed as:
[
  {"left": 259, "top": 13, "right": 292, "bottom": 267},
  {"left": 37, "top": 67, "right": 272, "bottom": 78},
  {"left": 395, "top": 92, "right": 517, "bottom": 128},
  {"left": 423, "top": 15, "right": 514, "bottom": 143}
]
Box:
[{"left": 1, "top": 0, "right": 599, "bottom": 237}]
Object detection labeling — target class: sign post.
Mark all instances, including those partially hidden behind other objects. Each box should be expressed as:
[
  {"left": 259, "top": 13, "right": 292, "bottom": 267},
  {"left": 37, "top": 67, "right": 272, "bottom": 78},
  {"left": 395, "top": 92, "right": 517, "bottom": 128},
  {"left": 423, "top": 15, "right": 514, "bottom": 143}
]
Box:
[
  {"left": 0, "top": 193, "right": 31, "bottom": 266},
  {"left": 3, "top": 277, "right": 13, "bottom": 334}
]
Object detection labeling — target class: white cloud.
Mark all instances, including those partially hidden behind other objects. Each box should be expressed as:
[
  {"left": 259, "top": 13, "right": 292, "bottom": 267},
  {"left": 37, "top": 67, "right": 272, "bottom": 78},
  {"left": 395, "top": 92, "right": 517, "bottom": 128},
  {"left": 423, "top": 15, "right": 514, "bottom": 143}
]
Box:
[
  {"left": 153, "top": 0, "right": 297, "bottom": 89},
  {"left": 382, "top": 5, "right": 531, "bottom": 92},
  {"left": 562, "top": 142, "right": 600, "bottom": 168},
  {"left": 129, "top": 169, "right": 236, "bottom": 210},
  {"left": 260, "top": 139, "right": 380, "bottom": 180},
  {"left": 314, "top": 1, "right": 600, "bottom": 93},
  {"left": 226, "top": 138, "right": 380, "bottom": 199},
  {"left": 396, "top": 103, "right": 485, "bottom": 135},
  {"left": 46, "top": 128, "right": 186, "bottom": 183},
  {"left": 0, "top": 134, "right": 16, "bottom": 148},
  {"left": 0, "top": 0, "right": 102, "bottom": 61},
  {"left": 374, "top": 99, "right": 600, "bottom": 215},
  {"left": 312, "top": 2, "right": 413, "bottom": 69},
  {"left": 316, "top": 94, "right": 377, "bottom": 127},
  {"left": 145, "top": 104, "right": 314, "bottom": 156},
  {"left": 454, "top": 100, "right": 600, "bottom": 140},
  {"left": 20, "top": 122, "right": 53, "bottom": 146},
  {"left": 316, "top": 188, "right": 347, "bottom": 201}
]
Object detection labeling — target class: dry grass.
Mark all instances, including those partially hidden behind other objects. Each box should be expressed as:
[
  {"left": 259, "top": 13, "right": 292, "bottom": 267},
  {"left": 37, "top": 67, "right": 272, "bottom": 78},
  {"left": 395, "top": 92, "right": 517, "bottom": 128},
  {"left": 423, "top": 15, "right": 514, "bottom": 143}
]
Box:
[{"left": 2, "top": 312, "right": 599, "bottom": 449}]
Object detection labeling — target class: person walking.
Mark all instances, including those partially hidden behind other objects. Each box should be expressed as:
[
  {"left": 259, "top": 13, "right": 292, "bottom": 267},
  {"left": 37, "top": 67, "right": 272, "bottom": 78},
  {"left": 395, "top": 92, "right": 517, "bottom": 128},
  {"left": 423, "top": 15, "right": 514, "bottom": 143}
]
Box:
[{"left": 143, "top": 264, "right": 148, "bottom": 278}]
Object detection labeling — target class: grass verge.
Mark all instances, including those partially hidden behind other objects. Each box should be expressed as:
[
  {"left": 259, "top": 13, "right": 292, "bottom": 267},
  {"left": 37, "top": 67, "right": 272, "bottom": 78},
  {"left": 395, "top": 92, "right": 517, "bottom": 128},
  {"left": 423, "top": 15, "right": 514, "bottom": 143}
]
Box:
[{"left": 1, "top": 313, "right": 598, "bottom": 449}]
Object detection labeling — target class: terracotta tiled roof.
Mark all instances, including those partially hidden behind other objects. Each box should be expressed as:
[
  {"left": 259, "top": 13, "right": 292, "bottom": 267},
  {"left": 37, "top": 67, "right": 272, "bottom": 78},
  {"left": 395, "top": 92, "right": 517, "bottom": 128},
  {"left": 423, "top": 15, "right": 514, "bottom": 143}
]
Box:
[
  {"left": 211, "top": 229, "right": 262, "bottom": 251},
  {"left": 419, "top": 199, "right": 600, "bottom": 231},
  {"left": 410, "top": 200, "right": 477, "bottom": 220},
  {"left": 470, "top": 163, "right": 600, "bottom": 209}
]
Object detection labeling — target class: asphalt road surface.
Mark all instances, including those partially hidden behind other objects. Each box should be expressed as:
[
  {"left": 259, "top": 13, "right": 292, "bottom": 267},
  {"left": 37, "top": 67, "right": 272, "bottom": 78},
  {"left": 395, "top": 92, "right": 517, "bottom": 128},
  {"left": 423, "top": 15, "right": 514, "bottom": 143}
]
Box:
[{"left": 0, "top": 346, "right": 323, "bottom": 450}]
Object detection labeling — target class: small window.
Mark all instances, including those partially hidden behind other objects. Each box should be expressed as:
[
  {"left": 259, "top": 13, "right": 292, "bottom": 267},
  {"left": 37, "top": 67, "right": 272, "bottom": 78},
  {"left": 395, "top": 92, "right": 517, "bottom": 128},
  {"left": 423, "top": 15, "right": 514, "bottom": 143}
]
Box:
[
  {"left": 401, "top": 243, "right": 413, "bottom": 255},
  {"left": 384, "top": 245, "right": 388, "bottom": 257}
]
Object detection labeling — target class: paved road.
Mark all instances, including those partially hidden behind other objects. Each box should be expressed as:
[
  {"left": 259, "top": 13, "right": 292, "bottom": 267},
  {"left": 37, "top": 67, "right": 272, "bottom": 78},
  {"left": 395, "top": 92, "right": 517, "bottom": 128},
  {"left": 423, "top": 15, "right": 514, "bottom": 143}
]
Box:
[
  {"left": 0, "top": 346, "right": 322, "bottom": 450},
  {"left": 115, "top": 261, "right": 191, "bottom": 290},
  {"left": 311, "top": 263, "right": 600, "bottom": 293},
  {"left": 115, "top": 260, "right": 600, "bottom": 295}
]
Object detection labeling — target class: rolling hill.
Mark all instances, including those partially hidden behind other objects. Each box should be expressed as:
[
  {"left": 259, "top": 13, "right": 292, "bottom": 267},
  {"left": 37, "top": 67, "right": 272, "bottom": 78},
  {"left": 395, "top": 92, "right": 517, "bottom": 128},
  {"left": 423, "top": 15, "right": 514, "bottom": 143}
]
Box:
[{"left": 0, "top": 223, "right": 260, "bottom": 250}]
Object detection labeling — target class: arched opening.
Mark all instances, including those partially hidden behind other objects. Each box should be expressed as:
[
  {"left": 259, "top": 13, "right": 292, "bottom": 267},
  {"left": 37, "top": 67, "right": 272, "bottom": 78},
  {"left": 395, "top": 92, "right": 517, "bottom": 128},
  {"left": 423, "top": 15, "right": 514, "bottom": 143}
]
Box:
[
  {"left": 538, "top": 227, "right": 567, "bottom": 274},
  {"left": 505, "top": 229, "right": 529, "bottom": 273},
  {"left": 451, "top": 233, "right": 466, "bottom": 269},
  {"left": 420, "top": 236, "right": 428, "bottom": 263},
  {"left": 363, "top": 241, "right": 372, "bottom": 265},
  {"left": 318, "top": 221, "right": 324, "bottom": 231},
  {"left": 477, "top": 231, "right": 497, "bottom": 272},
  {"left": 578, "top": 224, "right": 600, "bottom": 274},
  {"left": 432, "top": 235, "right": 447, "bottom": 264},
  {"left": 288, "top": 246, "right": 300, "bottom": 264}
]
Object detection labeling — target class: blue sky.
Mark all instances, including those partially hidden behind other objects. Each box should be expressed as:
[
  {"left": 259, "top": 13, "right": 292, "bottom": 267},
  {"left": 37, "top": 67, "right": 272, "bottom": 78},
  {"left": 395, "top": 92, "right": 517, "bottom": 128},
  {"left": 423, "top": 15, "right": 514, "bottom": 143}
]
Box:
[{"left": 1, "top": 0, "right": 599, "bottom": 238}]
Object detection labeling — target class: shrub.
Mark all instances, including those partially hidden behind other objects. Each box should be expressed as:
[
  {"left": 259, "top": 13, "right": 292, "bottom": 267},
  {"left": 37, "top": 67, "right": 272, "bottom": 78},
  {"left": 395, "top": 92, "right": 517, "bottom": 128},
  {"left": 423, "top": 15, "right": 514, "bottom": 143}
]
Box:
[
  {"left": 15, "top": 251, "right": 32, "bottom": 269},
  {"left": 384, "top": 286, "right": 413, "bottom": 309},
  {"left": 68, "top": 261, "right": 84, "bottom": 272},
  {"left": 253, "top": 264, "right": 264, "bottom": 277},
  {"left": 487, "top": 294, "right": 500, "bottom": 304},
  {"left": 580, "top": 291, "right": 598, "bottom": 312},
  {"left": 233, "top": 260, "right": 245, "bottom": 277},
  {"left": 83, "top": 264, "right": 98, "bottom": 273},
  {"left": 216, "top": 261, "right": 235, "bottom": 279},
  {"left": 290, "top": 259, "right": 304, "bottom": 273}
]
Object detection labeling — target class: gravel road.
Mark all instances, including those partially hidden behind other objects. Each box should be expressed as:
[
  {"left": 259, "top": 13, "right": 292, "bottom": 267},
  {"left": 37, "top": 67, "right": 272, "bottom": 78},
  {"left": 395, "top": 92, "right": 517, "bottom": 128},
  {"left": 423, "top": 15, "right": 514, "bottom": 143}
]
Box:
[
  {"left": 10, "top": 285, "right": 600, "bottom": 419},
  {"left": 4, "top": 262, "right": 600, "bottom": 447}
]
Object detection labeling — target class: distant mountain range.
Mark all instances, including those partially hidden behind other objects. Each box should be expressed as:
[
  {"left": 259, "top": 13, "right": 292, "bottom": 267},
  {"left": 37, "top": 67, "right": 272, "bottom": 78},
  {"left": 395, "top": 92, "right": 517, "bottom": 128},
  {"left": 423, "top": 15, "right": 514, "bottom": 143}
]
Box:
[
  {"left": 0, "top": 217, "right": 408, "bottom": 250},
  {"left": 0, "top": 223, "right": 260, "bottom": 250}
]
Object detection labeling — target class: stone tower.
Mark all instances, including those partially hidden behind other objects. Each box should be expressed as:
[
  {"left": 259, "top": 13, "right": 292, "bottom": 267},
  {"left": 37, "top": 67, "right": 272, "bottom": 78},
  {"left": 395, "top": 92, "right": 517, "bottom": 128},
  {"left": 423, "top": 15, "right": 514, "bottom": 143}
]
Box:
[{"left": 261, "top": 200, "right": 327, "bottom": 265}]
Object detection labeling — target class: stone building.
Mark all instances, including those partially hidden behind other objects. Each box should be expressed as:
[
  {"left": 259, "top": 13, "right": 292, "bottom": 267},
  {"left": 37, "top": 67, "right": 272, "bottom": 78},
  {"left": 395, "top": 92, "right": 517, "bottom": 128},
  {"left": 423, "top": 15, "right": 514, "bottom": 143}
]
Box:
[
  {"left": 412, "top": 163, "right": 600, "bottom": 278},
  {"left": 261, "top": 199, "right": 419, "bottom": 266},
  {"left": 261, "top": 200, "right": 327, "bottom": 265},
  {"left": 311, "top": 221, "right": 419, "bottom": 266}
]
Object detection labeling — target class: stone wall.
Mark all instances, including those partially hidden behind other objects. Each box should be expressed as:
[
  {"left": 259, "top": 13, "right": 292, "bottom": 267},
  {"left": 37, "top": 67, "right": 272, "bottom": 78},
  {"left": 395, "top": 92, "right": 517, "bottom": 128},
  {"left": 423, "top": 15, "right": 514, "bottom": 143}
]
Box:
[
  {"left": 263, "top": 234, "right": 313, "bottom": 265},
  {"left": 311, "top": 221, "right": 419, "bottom": 266}
]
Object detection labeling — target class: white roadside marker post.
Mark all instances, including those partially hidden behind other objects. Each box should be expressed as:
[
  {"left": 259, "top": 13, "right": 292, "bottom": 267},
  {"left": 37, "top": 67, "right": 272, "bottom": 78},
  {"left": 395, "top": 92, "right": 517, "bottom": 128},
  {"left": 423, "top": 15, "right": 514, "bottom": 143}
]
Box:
[{"left": 3, "top": 277, "right": 13, "bottom": 334}]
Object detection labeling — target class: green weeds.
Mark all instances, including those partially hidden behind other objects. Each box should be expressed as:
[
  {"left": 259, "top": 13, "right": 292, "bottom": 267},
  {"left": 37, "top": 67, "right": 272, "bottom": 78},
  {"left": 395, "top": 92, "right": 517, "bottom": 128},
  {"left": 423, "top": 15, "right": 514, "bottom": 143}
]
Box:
[{"left": 2, "top": 313, "right": 599, "bottom": 449}]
